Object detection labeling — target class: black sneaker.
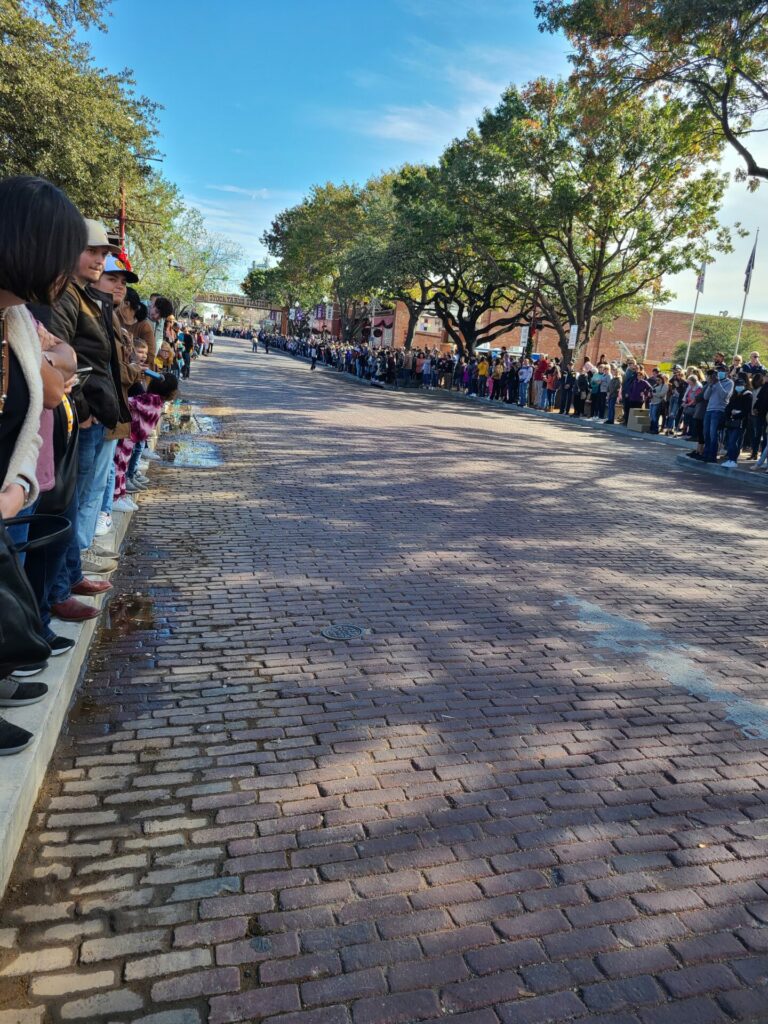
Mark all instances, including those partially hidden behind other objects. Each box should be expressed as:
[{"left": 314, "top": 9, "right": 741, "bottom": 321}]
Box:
[
  {"left": 0, "top": 682, "right": 49, "bottom": 707},
  {"left": 48, "top": 636, "right": 75, "bottom": 657},
  {"left": 0, "top": 718, "right": 34, "bottom": 755},
  {"left": 10, "top": 662, "right": 48, "bottom": 678}
]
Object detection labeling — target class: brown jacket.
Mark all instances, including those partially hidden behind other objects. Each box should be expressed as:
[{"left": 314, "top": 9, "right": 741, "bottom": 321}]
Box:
[{"left": 106, "top": 314, "right": 142, "bottom": 441}]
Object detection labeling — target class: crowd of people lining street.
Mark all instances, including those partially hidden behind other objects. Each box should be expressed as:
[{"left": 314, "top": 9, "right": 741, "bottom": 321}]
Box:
[
  {"left": 0, "top": 175, "right": 214, "bottom": 757},
  {"left": 3, "top": 178, "right": 765, "bottom": 754},
  {"left": 257, "top": 334, "right": 768, "bottom": 471}
]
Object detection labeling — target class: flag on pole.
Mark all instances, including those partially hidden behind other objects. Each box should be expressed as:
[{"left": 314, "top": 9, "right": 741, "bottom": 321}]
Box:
[
  {"left": 744, "top": 236, "right": 758, "bottom": 294},
  {"left": 696, "top": 262, "right": 705, "bottom": 294}
]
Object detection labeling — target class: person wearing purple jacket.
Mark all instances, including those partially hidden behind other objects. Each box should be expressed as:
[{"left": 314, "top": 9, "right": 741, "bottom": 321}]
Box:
[{"left": 622, "top": 368, "right": 653, "bottom": 422}]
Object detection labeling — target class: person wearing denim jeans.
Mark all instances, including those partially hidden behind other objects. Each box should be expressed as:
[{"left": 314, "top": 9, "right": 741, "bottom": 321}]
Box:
[
  {"left": 725, "top": 423, "right": 746, "bottom": 464},
  {"left": 702, "top": 370, "right": 734, "bottom": 461},
  {"left": 518, "top": 361, "right": 533, "bottom": 406},
  {"left": 702, "top": 408, "right": 725, "bottom": 461},
  {"left": 76, "top": 422, "right": 110, "bottom": 549}
]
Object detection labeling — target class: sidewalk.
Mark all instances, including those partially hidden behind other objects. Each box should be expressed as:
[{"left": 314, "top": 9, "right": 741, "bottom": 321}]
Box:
[{"left": 0, "top": 509, "right": 133, "bottom": 899}]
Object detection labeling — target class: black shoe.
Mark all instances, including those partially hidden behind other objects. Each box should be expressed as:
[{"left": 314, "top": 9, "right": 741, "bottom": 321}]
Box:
[
  {"left": 0, "top": 718, "right": 34, "bottom": 755},
  {"left": 48, "top": 636, "right": 76, "bottom": 657},
  {"left": 10, "top": 662, "right": 48, "bottom": 678},
  {"left": 0, "top": 682, "right": 49, "bottom": 707}
]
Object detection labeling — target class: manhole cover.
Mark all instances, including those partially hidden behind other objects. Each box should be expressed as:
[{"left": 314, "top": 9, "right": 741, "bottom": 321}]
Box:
[{"left": 321, "top": 624, "right": 365, "bottom": 641}]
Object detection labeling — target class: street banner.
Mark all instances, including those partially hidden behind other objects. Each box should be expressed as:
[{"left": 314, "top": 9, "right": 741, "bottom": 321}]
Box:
[
  {"left": 568, "top": 324, "right": 579, "bottom": 349},
  {"left": 520, "top": 326, "right": 529, "bottom": 347}
]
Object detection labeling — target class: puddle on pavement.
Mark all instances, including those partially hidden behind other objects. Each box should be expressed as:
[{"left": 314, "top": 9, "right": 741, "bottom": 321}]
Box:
[
  {"left": 156, "top": 400, "right": 223, "bottom": 467},
  {"left": 157, "top": 438, "right": 222, "bottom": 468},
  {"left": 101, "top": 591, "right": 157, "bottom": 638},
  {"left": 67, "top": 592, "right": 169, "bottom": 736}
]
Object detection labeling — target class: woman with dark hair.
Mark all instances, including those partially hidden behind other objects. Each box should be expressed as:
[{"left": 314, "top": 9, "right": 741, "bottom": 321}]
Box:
[
  {"left": 120, "top": 286, "right": 156, "bottom": 363},
  {"left": 0, "top": 175, "right": 86, "bottom": 756}
]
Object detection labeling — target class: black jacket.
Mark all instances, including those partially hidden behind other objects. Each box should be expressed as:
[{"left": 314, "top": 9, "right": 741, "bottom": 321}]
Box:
[
  {"left": 49, "top": 280, "right": 129, "bottom": 429},
  {"left": 725, "top": 389, "right": 753, "bottom": 428}
]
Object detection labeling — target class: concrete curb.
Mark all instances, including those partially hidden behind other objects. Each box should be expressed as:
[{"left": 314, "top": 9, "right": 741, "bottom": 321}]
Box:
[
  {"left": 675, "top": 452, "right": 768, "bottom": 490},
  {"left": 0, "top": 509, "right": 133, "bottom": 899}
]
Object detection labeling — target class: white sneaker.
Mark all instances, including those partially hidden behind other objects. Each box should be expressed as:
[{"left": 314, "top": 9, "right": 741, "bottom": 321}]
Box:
[
  {"left": 134, "top": 471, "right": 150, "bottom": 484},
  {"left": 113, "top": 496, "right": 138, "bottom": 512},
  {"left": 95, "top": 512, "right": 112, "bottom": 537},
  {"left": 142, "top": 450, "right": 162, "bottom": 462},
  {"left": 721, "top": 460, "right": 737, "bottom": 469}
]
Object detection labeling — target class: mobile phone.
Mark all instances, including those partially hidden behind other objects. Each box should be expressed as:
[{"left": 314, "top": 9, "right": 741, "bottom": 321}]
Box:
[
  {"left": 76, "top": 364, "right": 93, "bottom": 385},
  {"left": 142, "top": 368, "right": 163, "bottom": 380}
]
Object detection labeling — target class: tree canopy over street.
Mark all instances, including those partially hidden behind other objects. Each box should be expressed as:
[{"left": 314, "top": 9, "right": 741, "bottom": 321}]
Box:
[
  {"left": 263, "top": 76, "right": 731, "bottom": 359},
  {"left": 535, "top": 0, "right": 768, "bottom": 184},
  {"left": 0, "top": 0, "right": 242, "bottom": 305}
]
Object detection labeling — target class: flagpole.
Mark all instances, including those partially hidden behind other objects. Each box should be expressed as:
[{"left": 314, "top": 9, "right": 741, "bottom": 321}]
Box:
[
  {"left": 735, "top": 228, "right": 759, "bottom": 358},
  {"left": 734, "top": 289, "right": 750, "bottom": 359},
  {"left": 683, "top": 289, "right": 701, "bottom": 368}
]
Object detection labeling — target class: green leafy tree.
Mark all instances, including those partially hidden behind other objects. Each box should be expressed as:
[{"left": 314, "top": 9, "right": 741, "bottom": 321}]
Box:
[
  {"left": 0, "top": 0, "right": 164, "bottom": 227},
  {"left": 535, "top": 0, "right": 768, "bottom": 183},
  {"left": 391, "top": 163, "right": 534, "bottom": 357},
  {"left": 342, "top": 169, "right": 437, "bottom": 350},
  {"left": 461, "top": 79, "right": 730, "bottom": 360},
  {"left": 137, "top": 208, "right": 243, "bottom": 314},
  {"left": 674, "top": 314, "right": 766, "bottom": 366},
  {"left": 263, "top": 182, "right": 370, "bottom": 340}
]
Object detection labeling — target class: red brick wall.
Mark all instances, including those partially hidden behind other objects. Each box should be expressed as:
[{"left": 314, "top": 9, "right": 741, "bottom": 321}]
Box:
[{"left": 586, "top": 310, "right": 768, "bottom": 366}]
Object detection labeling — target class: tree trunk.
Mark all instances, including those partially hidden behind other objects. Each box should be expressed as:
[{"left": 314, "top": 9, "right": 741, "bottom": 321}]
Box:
[
  {"left": 404, "top": 308, "right": 419, "bottom": 350},
  {"left": 460, "top": 321, "right": 476, "bottom": 358}
]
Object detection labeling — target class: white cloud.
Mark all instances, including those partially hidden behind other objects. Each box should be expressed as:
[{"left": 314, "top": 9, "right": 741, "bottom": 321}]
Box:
[
  {"left": 663, "top": 150, "right": 768, "bottom": 321},
  {"left": 207, "top": 184, "right": 274, "bottom": 200},
  {"left": 326, "top": 35, "right": 569, "bottom": 158}
]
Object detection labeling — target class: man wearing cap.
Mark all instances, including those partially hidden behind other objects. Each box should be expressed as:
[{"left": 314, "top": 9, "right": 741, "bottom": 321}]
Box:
[{"left": 48, "top": 220, "right": 131, "bottom": 593}]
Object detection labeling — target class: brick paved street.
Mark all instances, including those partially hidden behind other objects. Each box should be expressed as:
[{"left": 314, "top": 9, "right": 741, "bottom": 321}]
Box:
[{"left": 2, "top": 338, "right": 768, "bottom": 1024}]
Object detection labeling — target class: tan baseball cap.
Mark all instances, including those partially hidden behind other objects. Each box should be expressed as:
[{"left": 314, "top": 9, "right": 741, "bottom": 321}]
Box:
[{"left": 84, "top": 218, "right": 120, "bottom": 253}]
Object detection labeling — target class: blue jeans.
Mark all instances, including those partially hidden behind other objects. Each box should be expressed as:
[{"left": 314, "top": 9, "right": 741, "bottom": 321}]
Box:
[
  {"left": 5, "top": 496, "right": 41, "bottom": 567},
  {"left": 726, "top": 426, "right": 744, "bottom": 463},
  {"left": 101, "top": 452, "right": 117, "bottom": 514},
  {"left": 648, "top": 403, "right": 661, "bottom": 433},
  {"left": 77, "top": 423, "right": 111, "bottom": 549},
  {"left": 127, "top": 441, "right": 143, "bottom": 479},
  {"left": 26, "top": 486, "right": 81, "bottom": 633},
  {"left": 606, "top": 396, "right": 617, "bottom": 424},
  {"left": 703, "top": 409, "right": 725, "bottom": 461},
  {"left": 666, "top": 394, "right": 680, "bottom": 430},
  {"left": 518, "top": 381, "right": 529, "bottom": 406}
]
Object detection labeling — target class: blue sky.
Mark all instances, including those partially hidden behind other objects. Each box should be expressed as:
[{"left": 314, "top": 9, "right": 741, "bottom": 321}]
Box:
[{"left": 85, "top": 0, "right": 768, "bottom": 319}]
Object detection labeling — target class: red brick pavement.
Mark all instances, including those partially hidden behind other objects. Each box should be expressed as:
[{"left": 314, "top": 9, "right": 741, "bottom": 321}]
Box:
[{"left": 1, "top": 339, "right": 768, "bottom": 1024}]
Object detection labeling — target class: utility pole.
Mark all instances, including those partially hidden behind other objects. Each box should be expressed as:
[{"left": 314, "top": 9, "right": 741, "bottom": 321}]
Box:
[{"left": 118, "top": 182, "right": 127, "bottom": 256}]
